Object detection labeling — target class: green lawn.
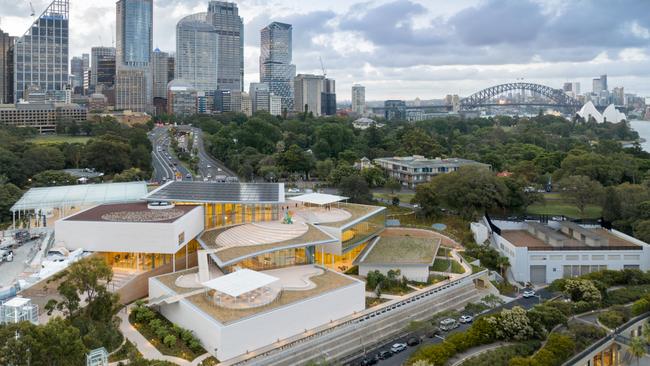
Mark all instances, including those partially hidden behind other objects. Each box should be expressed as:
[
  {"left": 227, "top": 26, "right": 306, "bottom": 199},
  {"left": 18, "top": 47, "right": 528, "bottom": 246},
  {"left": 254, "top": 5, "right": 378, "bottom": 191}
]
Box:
[
  {"left": 430, "top": 258, "right": 465, "bottom": 274},
  {"left": 28, "top": 135, "right": 91, "bottom": 145},
  {"left": 526, "top": 202, "right": 602, "bottom": 219}
]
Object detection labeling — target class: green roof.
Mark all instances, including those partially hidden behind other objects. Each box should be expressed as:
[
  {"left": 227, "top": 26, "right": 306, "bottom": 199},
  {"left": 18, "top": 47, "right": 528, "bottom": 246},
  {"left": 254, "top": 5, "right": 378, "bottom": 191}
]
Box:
[{"left": 358, "top": 235, "right": 441, "bottom": 265}]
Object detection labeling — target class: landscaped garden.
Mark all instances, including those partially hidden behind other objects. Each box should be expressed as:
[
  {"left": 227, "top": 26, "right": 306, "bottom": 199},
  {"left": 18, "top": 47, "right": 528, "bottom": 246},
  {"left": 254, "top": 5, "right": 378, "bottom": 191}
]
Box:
[
  {"left": 459, "top": 341, "right": 541, "bottom": 366},
  {"left": 430, "top": 258, "right": 465, "bottom": 274},
  {"left": 130, "top": 301, "right": 209, "bottom": 361},
  {"left": 365, "top": 269, "right": 414, "bottom": 296}
]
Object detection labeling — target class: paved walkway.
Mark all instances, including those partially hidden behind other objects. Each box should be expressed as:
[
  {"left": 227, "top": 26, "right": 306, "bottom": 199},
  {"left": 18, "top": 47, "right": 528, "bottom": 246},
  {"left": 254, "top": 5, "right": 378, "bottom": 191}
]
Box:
[
  {"left": 448, "top": 341, "right": 514, "bottom": 366},
  {"left": 115, "top": 304, "right": 212, "bottom": 366}
]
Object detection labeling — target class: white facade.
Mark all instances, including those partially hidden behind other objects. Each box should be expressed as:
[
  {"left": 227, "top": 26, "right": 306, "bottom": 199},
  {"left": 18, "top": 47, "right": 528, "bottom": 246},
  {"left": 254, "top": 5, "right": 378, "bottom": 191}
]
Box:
[
  {"left": 149, "top": 272, "right": 365, "bottom": 361},
  {"left": 54, "top": 205, "right": 204, "bottom": 254},
  {"left": 351, "top": 84, "right": 365, "bottom": 115},
  {"left": 294, "top": 74, "right": 324, "bottom": 116},
  {"left": 473, "top": 220, "right": 650, "bottom": 284}
]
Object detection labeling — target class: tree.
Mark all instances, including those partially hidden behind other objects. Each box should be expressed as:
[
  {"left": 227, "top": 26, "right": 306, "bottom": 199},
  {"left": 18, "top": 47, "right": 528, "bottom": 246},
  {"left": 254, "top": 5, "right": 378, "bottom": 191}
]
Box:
[
  {"left": 361, "top": 166, "right": 386, "bottom": 188},
  {"left": 558, "top": 175, "right": 603, "bottom": 217},
  {"left": 32, "top": 170, "right": 77, "bottom": 187},
  {"left": 113, "top": 167, "right": 148, "bottom": 182},
  {"left": 0, "top": 182, "right": 22, "bottom": 223},
  {"left": 633, "top": 220, "right": 650, "bottom": 244},
  {"left": 496, "top": 255, "right": 510, "bottom": 279},
  {"left": 563, "top": 279, "right": 602, "bottom": 303},
  {"left": 279, "top": 144, "right": 313, "bottom": 176},
  {"left": 629, "top": 336, "right": 646, "bottom": 366},
  {"left": 485, "top": 306, "right": 534, "bottom": 341},
  {"left": 339, "top": 175, "right": 372, "bottom": 203},
  {"left": 384, "top": 177, "right": 402, "bottom": 194},
  {"left": 602, "top": 186, "right": 622, "bottom": 222},
  {"left": 84, "top": 138, "right": 131, "bottom": 174},
  {"left": 21, "top": 145, "right": 66, "bottom": 177}
]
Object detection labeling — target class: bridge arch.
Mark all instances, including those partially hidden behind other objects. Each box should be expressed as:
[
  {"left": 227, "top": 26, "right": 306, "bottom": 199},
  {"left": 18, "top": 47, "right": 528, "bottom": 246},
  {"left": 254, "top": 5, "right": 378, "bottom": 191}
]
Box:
[{"left": 459, "top": 82, "right": 582, "bottom": 110}]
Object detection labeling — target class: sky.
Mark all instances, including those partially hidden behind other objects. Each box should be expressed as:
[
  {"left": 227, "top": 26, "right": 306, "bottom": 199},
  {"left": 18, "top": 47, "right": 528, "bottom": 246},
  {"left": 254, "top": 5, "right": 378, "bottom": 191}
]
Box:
[{"left": 1, "top": 0, "right": 650, "bottom": 101}]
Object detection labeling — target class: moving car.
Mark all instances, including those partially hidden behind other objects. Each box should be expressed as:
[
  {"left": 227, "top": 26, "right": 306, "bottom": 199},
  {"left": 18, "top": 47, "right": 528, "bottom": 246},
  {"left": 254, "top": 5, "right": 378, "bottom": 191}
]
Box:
[
  {"left": 459, "top": 315, "right": 473, "bottom": 323},
  {"left": 390, "top": 343, "right": 407, "bottom": 353},
  {"left": 523, "top": 290, "right": 536, "bottom": 298},
  {"left": 185, "top": 173, "right": 192, "bottom": 179},
  {"left": 287, "top": 188, "right": 300, "bottom": 193},
  {"left": 360, "top": 355, "right": 378, "bottom": 365}
]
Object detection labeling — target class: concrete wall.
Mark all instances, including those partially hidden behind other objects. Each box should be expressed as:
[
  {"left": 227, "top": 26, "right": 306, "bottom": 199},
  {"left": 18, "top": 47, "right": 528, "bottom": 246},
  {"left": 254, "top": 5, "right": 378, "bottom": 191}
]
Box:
[
  {"left": 150, "top": 274, "right": 365, "bottom": 361},
  {"left": 470, "top": 222, "right": 489, "bottom": 244},
  {"left": 359, "top": 263, "right": 430, "bottom": 282},
  {"left": 54, "top": 206, "right": 204, "bottom": 254}
]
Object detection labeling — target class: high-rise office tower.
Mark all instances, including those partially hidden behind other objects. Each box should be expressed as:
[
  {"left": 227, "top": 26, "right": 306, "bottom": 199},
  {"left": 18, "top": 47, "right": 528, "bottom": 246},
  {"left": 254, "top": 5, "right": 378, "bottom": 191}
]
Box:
[
  {"left": 600, "top": 74, "right": 607, "bottom": 92},
  {"left": 91, "top": 47, "right": 116, "bottom": 91},
  {"left": 207, "top": 1, "right": 243, "bottom": 92},
  {"left": 0, "top": 29, "right": 14, "bottom": 104},
  {"left": 115, "top": 0, "right": 153, "bottom": 113},
  {"left": 152, "top": 49, "right": 171, "bottom": 99},
  {"left": 249, "top": 82, "right": 269, "bottom": 113},
  {"left": 167, "top": 55, "right": 175, "bottom": 83},
  {"left": 321, "top": 78, "right": 336, "bottom": 116},
  {"left": 176, "top": 13, "right": 219, "bottom": 92},
  {"left": 260, "top": 22, "right": 295, "bottom": 112},
  {"left": 70, "top": 56, "right": 84, "bottom": 93},
  {"left": 13, "top": 0, "right": 69, "bottom": 102},
  {"left": 351, "top": 84, "right": 366, "bottom": 115},
  {"left": 294, "top": 74, "right": 324, "bottom": 116}
]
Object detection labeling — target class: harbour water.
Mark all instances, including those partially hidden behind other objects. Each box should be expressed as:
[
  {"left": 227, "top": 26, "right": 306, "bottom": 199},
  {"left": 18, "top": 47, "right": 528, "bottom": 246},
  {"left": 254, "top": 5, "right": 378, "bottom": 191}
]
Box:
[{"left": 630, "top": 120, "right": 650, "bottom": 153}]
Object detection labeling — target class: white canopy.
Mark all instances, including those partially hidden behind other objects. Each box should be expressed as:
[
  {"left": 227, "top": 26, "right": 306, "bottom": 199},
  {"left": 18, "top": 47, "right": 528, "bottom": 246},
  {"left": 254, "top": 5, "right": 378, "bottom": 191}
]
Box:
[
  {"left": 290, "top": 193, "right": 348, "bottom": 205},
  {"left": 202, "top": 269, "right": 278, "bottom": 297}
]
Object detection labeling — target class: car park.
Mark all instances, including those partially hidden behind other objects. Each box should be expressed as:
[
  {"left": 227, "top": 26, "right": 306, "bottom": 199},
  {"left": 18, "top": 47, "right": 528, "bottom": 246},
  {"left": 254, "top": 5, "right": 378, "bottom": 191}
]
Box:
[
  {"left": 459, "top": 315, "right": 473, "bottom": 323},
  {"left": 390, "top": 343, "right": 407, "bottom": 353}
]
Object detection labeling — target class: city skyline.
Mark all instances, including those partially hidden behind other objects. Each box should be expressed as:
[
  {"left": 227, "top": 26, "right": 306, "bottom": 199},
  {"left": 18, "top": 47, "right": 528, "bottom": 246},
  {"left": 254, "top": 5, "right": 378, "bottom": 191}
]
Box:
[{"left": 0, "top": 0, "right": 649, "bottom": 100}]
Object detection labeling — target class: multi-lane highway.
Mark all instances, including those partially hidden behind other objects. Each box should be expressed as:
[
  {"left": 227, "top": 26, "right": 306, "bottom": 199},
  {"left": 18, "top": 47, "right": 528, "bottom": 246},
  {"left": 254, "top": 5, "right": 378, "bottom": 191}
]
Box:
[{"left": 149, "top": 125, "right": 237, "bottom": 184}]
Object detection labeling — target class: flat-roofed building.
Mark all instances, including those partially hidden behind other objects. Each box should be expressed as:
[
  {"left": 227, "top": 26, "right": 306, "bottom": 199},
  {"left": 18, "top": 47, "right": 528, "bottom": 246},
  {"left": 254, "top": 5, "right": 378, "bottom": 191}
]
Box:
[
  {"left": 374, "top": 155, "right": 491, "bottom": 188},
  {"left": 0, "top": 102, "right": 87, "bottom": 133},
  {"left": 472, "top": 219, "right": 650, "bottom": 284}
]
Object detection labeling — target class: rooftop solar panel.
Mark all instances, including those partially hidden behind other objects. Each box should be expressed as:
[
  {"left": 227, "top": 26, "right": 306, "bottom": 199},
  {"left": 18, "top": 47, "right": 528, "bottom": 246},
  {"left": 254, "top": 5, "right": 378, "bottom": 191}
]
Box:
[{"left": 145, "top": 181, "right": 284, "bottom": 203}]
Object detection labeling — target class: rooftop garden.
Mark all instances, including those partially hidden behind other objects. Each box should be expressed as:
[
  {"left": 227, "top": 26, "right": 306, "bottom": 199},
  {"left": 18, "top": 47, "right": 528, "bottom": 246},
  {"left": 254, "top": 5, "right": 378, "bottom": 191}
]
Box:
[{"left": 360, "top": 235, "right": 440, "bottom": 265}]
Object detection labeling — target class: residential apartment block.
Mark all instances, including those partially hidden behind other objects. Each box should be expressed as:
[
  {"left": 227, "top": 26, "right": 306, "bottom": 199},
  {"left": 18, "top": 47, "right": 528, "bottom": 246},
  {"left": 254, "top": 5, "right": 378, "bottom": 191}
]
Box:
[{"left": 374, "top": 155, "right": 491, "bottom": 188}]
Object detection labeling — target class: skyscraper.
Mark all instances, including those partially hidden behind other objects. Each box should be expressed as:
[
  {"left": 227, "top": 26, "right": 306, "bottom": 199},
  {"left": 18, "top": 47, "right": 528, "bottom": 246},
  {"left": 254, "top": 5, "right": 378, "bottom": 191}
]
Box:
[
  {"left": 0, "top": 29, "right": 14, "bottom": 104},
  {"left": 260, "top": 22, "right": 295, "bottom": 112},
  {"left": 152, "top": 49, "right": 171, "bottom": 99},
  {"left": 175, "top": 13, "right": 219, "bottom": 92},
  {"left": 115, "top": 0, "right": 153, "bottom": 112},
  {"left": 208, "top": 1, "right": 243, "bottom": 92},
  {"left": 91, "top": 47, "right": 116, "bottom": 91},
  {"left": 13, "top": 0, "right": 69, "bottom": 102},
  {"left": 351, "top": 84, "right": 366, "bottom": 115},
  {"left": 294, "top": 74, "right": 324, "bottom": 116},
  {"left": 321, "top": 78, "right": 336, "bottom": 116},
  {"left": 70, "top": 56, "right": 84, "bottom": 94}
]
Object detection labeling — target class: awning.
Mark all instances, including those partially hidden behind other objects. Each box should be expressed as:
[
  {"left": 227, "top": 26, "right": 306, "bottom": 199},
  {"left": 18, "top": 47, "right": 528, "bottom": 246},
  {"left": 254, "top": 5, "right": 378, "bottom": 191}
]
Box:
[
  {"left": 202, "top": 269, "right": 278, "bottom": 297},
  {"left": 289, "top": 193, "right": 349, "bottom": 205}
]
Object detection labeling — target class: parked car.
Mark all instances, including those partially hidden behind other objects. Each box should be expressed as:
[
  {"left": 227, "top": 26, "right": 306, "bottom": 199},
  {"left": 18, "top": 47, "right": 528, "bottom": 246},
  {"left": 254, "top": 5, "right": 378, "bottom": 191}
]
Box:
[
  {"left": 390, "top": 343, "right": 407, "bottom": 353},
  {"left": 185, "top": 173, "right": 192, "bottom": 179},
  {"left": 407, "top": 337, "right": 420, "bottom": 346},
  {"left": 523, "top": 290, "right": 536, "bottom": 298},
  {"left": 287, "top": 188, "right": 300, "bottom": 193},
  {"left": 360, "top": 355, "right": 378, "bottom": 365},
  {"left": 459, "top": 315, "right": 473, "bottom": 324},
  {"left": 426, "top": 327, "right": 441, "bottom": 338},
  {"left": 377, "top": 350, "right": 392, "bottom": 360},
  {"left": 439, "top": 318, "right": 459, "bottom": 331}
]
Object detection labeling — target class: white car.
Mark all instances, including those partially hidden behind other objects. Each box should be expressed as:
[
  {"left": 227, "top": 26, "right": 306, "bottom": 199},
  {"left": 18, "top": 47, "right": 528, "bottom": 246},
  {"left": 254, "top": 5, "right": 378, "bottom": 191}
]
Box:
[
  {"left": 390, "top": 343, "right": 407, "bottom": 353},
  {"left": 523, "top": 290, "right": 536, "bottom": 298},
  {"left": 287, "top": 188, "right": 300, "bottom": 193},
  {"left": 459, "top": 315, "right": 473, "bottom": 323}
]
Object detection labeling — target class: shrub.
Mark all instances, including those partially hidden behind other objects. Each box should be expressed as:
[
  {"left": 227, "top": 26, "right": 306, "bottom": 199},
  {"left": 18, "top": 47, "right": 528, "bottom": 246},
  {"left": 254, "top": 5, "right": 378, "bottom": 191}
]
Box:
[
  {"left": 563, "top": 279, "right": 602, "bottom": 303},
  {"left": 598, "top": 308, "right": 629, "bottom": 329},
  {"left": 148, "top": 319, "right": 162, "bottom": 330},
  {"left": 155, "top": 327, "right": 169, "bottom": 340},
  {"left": 631, "top": 297, "right": 650, "bottom": 316},
  {"left": 163, "top": 334, "right": 176, "bottom": 348},
  {"left": 486, "top": 306, "right": 534, "bottom": 341},
  {"left": 510, "top": 333, "right": 575, "bottom": 366}
]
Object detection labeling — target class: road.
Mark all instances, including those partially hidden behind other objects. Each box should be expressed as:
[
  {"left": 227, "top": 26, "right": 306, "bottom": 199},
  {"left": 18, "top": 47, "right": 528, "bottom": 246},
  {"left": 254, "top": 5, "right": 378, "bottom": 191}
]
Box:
[
  {"left": 345, "top": 289, "right": 553, "bottom": 366},
  {"left": 149, "top": 125, "right": 237, "bottom": 183}
]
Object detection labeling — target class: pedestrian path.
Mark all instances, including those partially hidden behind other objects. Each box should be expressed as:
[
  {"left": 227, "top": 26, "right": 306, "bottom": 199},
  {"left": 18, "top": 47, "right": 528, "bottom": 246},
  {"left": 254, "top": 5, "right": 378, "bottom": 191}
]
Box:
[
  {"left": 114, "top": 303, "right": 212, "bottom": 366},
  {"left": 448, "top": 341, "right": 514, "bottom": 366}
]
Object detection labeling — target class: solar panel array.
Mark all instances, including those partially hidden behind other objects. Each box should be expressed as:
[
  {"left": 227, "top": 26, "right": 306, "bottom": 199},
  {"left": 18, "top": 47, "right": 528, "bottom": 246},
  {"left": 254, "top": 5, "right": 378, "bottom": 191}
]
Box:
[{"left": 145, "top": 181, "right": 282, "bottom": 203}]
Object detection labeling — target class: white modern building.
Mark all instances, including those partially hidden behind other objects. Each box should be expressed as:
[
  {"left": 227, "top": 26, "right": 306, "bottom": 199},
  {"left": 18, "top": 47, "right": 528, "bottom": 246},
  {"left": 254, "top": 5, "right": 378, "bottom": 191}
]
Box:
[
  {"left": 472, "top": 219, "right": 650, "bottom": 284},
  {"left": 351, "top": 84, "right": 366, "bottom": 115},
  {"left": 374, "top": 155, "right": 491, "bottom": 188}
]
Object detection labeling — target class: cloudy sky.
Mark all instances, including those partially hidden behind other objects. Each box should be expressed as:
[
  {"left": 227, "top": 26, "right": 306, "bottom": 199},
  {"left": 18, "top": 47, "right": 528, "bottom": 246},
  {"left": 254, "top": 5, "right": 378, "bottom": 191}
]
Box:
[{"left": 1, "top": 0, "right": 650, "bottom": 100}]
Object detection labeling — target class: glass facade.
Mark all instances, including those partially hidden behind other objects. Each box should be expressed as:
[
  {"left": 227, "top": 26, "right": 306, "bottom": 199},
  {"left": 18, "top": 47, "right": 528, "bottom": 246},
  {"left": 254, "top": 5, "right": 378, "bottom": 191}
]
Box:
[
  {"left": 208, "top": 1, "right": 244, "bottom": 92},
  {"left": 13, "top": 0, "right": 69, "bottom": 102},
  {"left": 115, "top": 0, "right": 152, "bottom": 112},
  {"left": 203, "top": 203, "right": 278, "bottom": 229},
  {"left": 316, "top": 241, "right": 368, "bottom": 272},
  {"left": 175, "top": 13, "right": 219, "bottom": 93},
  {"left": 225, "top": 247, "right": 311, "bottom": 272},
  {"left": 102, "top": 240, "right": 199, "bottom": 271},
  {"left": 342, "top": 210, "right": 386, "bottom": 251},
  {"left": 260, "top": 22, "right": 295, "bottom": 111},
  {"left": 91, "top": 47, "right": 116, "bottom": 91}
]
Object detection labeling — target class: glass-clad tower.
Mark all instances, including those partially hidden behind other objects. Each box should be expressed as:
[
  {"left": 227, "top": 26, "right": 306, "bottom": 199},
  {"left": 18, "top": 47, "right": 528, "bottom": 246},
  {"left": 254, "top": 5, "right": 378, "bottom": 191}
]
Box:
[
  {"left": 13, "top": 0, "right": 69, "bottom": 102},
  {"left": 91, "top": 47, "right": 116, "bottom": 91},
  {"left": 260, "top": 22, "right": 295, "bottom": 112},
  {"left": 115, "top": 0, "right": 153, "bottom": 113},
  {"left": 207, "top": 1, "right": 243, "bottom": 92},
  {"left": 176, "top": 13, "right": 219, "bottom": 93}
]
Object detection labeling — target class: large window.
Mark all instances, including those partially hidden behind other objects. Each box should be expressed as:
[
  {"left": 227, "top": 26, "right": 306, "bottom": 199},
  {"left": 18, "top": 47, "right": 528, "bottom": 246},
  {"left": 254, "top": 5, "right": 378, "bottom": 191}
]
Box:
[
  {"left": 342, "top": 210, "right": 385, "bottom": 250},
  {"left": 227, "top": 247, "right": 311, "bottom": 271}
]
